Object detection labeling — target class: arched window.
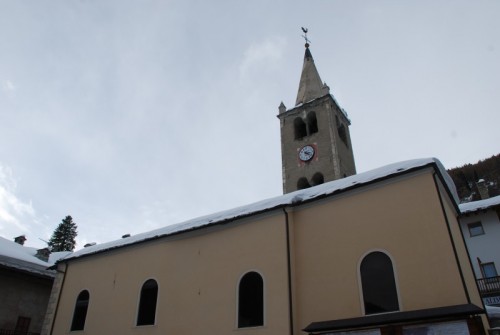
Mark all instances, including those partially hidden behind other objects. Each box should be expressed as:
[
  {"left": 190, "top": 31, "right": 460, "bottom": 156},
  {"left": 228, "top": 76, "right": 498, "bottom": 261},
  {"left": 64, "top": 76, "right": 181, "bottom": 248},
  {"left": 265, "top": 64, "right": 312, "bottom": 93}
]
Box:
[
  {"left": 297, "top": 177, "right": 311, "bottom": 190},
  {"left": 360, "top": 252, "right": 399, "bottom": 315},
  {"left": 71, "top": 290, "right": 89, "bottom": 331},
  {"left": 294, "top": 117, "right": 307, "bottom": 140},
  {"left": 336, "top": 115, "right": 348, "bottom": 147},
  {"left": 238, "top": 272, "right": 264, "bottom": 328},
  {"left": 307, "top": 112, "right": 318, "bottom": 135},
  {"left": 311, "top": 172, "right": 324, "bottom": 186},
  {"left": 137, "top": 279, "right": 158, "bottom": 326}
]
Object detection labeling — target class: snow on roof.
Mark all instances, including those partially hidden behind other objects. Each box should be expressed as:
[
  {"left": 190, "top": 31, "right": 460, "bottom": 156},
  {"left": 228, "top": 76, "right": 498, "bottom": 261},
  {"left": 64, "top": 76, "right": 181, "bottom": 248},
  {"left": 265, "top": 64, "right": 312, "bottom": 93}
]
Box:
[
  {"left": 0, "top": 236, "right": 71, "bottom": 277},
  {"left": 460, "top": 195, "right": 500, "bottom": 214},
  {"left": 63, "top": 158, "right": 456, "bottom": 262}
]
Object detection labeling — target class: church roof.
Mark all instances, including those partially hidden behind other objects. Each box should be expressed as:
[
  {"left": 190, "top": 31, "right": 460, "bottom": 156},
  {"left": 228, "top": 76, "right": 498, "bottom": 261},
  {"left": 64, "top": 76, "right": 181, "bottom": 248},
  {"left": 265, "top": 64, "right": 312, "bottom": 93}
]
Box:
[
  {"left": 60, "top": 158, "right": 458, "bottom": 263},
  {"left": 295, "top": 44, "right": 326, "bottom": 106}
]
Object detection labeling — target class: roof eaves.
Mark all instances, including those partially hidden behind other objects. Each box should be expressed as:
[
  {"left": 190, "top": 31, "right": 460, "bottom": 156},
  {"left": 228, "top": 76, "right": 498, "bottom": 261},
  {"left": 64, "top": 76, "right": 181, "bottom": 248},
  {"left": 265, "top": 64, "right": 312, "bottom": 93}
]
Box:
[
  {"left": 59, "top": 159, "right": 454, "bottom": 264},
  {"left": 0, "top": 259, "right": 55, "bottom": 279},
  {"left": 459, "top": 195, "right": 500, "bottom": 214}
]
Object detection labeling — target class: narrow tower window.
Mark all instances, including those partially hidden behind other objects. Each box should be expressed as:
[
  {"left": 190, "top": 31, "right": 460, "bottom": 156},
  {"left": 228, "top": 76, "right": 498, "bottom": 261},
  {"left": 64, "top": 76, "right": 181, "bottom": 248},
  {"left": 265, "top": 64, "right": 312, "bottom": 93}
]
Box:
[
  {"left": 297, "top": 177, "right": 311, "bottom": 190},
  {"left": 311, "top": 172, "right": 324, "bottom": 186},
  {"left": 71, "top": 290, "right": 90, "bottom": 331},
  {"left": 238, "top": 272, "right": 264, "bottom": 328},
  {"left": 360, "top": 252, "right": 399, "bottom": 315},
  {"left": 336, "top": 115, "right": 348, "bottom": 147},
  {"left": 137, "top": 279, "right": 158, "bottom": 326},
  {"left": 294, "top": 117, "right": 307, "bottom": 140},
  {"left": 307, "top": 112, "right": 318, "bottom": 135}
]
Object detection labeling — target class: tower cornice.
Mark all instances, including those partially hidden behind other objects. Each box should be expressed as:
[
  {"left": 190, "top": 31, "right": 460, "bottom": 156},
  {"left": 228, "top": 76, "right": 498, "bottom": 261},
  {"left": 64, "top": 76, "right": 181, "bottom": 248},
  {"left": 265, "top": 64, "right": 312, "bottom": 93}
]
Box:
[{"left": 277, "top": 94, "right": 351, "bottom": 125}]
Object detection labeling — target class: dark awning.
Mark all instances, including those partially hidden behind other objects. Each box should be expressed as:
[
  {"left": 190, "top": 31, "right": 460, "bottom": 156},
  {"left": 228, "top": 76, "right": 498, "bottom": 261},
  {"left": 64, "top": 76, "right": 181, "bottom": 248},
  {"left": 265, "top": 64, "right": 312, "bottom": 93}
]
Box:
[{"left": 303, "top": 304, "right": 484, "bottom": 334}]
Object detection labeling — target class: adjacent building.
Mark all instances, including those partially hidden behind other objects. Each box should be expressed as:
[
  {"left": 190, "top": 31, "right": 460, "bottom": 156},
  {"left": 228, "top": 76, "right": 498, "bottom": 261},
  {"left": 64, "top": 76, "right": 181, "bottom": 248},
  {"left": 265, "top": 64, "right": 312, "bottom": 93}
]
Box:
[
  {"left": 0, "top": 236, "right": 70, "bottom": 334},
  {"left": 459, "top": 195, "right": 500, "bottom": 307}
]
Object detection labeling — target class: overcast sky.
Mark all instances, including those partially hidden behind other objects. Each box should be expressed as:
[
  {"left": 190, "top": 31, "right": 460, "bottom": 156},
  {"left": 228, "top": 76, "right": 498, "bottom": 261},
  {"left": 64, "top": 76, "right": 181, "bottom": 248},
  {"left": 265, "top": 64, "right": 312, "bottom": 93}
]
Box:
[{"left": 0, "top": 0, "right": 498, "bottom": 250}]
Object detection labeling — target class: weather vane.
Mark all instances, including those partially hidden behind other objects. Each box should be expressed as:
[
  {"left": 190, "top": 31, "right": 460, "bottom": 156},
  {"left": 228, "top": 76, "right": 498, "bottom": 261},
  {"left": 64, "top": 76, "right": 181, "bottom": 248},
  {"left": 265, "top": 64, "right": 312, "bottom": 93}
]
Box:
[{"left": 301, "top": 27, "right": 310, "bottom": 46}]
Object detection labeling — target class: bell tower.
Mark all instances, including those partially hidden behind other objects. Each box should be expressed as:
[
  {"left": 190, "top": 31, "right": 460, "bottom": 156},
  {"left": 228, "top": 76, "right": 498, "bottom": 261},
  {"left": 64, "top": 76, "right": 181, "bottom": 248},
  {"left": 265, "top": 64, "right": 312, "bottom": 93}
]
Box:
[{"left": 278, "top": 41, "right": 356, "bottom": 194}]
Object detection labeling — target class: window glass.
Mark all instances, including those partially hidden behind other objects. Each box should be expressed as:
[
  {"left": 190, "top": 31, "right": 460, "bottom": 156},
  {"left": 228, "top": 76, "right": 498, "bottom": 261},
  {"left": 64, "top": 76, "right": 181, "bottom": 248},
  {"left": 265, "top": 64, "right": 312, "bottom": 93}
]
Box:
[
  {"left": 238, "top": 272, "right": 264, "bottom": 328},
  {"left": 137, "top": 279, "right": 158, "bottom": 326},
  {"left": 360, "top": 252, "right": 399, "bottom": 314},
  {"left": 71, "top": 290, "right": 90, "bottom": 331},
  {"left": 468, "top": 222, "right": 484, "bottom": 237},
  {"left": 482, "top": 263, "right": 498, "bottom": 278}
]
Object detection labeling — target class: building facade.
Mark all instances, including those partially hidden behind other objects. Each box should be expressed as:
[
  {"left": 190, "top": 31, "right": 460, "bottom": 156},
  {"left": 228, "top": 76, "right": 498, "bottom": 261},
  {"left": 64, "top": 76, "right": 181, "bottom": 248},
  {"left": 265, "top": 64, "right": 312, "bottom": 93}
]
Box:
[
  {"left": 459, "top": 195, "right": 500, "bottom": 307},
  {"left": 0, "top": 237, "right": 69, "bottom": 335}
]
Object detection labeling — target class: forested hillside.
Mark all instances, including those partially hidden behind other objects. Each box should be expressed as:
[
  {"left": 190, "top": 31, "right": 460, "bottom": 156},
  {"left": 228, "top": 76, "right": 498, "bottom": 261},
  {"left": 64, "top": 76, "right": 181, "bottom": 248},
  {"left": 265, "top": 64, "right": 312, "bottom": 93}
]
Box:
[{"left": 447, "top": 154, "right": 500, "bottom": 203}]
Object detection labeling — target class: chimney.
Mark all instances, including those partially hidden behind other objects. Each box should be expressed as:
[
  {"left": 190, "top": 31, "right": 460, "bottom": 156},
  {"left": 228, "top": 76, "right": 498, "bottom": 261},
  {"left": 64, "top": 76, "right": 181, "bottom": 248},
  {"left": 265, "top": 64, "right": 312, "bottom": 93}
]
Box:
[
  {"left": 476, "top": 179, "right": 489, "bottom": 200},
  {"left": 14, "top": 235, "right": 27, "bottom": 245},
  {"left": 35, "top": 248, "right": 51, "bottom": 262}
]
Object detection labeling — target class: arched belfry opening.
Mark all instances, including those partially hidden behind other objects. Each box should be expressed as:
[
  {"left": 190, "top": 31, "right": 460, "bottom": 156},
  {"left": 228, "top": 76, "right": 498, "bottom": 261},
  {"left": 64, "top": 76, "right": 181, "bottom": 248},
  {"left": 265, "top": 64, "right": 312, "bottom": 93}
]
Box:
[
  {"left": 311, "top": 172, "right": 324, "bottom": 186},
  {"left": 294, "top": 117, "right": 307, "bottom": 140},
  {"left": 297, "top": 177, "right": 311, "bottom": 190},
  {"left": 336, "top": 115, "right": 349, "bottom": 147},
  {"left": 307, "top": 111, "right": 318, "bottom": 135}
]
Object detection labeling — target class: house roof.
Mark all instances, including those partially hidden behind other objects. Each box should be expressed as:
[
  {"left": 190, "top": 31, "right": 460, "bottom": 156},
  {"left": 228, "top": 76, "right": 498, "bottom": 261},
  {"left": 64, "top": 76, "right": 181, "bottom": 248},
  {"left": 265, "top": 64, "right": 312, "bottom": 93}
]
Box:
[
  {"left": 459, "top": 195, "right": 500, "bottom": 214},
  {"left": 0, "top": 236, "right": 70, "bottom": 278},
  {"left": 60, "top": 158, "right": 457, "bottom": 263}
]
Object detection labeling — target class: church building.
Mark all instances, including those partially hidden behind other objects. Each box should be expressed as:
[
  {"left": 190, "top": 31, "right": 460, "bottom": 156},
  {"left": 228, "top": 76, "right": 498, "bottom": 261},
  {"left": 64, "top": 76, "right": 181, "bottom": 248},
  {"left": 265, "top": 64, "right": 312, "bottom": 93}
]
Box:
[{"left": 42, "top": 41, "right": 489, "bottom": 335}]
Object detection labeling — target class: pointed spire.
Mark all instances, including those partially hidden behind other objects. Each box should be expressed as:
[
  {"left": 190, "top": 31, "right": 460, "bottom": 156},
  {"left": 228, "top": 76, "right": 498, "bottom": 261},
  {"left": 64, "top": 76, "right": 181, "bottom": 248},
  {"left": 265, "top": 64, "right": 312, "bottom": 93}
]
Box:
[{"left": 295, "top": 43, "right": 325, "bottom": 106}]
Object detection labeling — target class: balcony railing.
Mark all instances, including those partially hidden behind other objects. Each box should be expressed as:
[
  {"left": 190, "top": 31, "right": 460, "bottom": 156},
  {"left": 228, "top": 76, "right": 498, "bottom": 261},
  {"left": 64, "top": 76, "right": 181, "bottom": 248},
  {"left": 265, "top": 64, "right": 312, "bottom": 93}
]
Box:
[{"left": 477, "top": 276, "right": 500, "bottom": 295}]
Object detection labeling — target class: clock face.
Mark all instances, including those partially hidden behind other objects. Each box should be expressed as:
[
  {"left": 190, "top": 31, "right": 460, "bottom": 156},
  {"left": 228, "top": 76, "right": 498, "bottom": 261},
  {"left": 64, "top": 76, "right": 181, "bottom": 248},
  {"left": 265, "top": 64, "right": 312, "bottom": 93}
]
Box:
[{"left": 299, "top": 145, "right": 315, "bottom": 162}]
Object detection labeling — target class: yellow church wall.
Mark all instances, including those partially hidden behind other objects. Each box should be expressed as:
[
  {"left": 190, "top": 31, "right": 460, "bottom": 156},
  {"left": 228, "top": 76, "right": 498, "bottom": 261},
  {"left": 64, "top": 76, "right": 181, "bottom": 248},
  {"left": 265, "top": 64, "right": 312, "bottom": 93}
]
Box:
[
  {"left": 290, "top": 169, "right": 473, "bottom": 330},
  {"left": 51, "top": 213, "right": 291, "bottom": 335},
  {"left": 49, "top": 167, "right": 486, "bottom": 334}
]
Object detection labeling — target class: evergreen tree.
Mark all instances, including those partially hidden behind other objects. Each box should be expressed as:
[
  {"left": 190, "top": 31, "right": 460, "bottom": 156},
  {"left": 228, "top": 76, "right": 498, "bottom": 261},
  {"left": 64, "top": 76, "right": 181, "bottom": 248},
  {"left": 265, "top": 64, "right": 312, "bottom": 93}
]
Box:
[{"left": 48, "top": 215, "right": 78, "bottom": 251}]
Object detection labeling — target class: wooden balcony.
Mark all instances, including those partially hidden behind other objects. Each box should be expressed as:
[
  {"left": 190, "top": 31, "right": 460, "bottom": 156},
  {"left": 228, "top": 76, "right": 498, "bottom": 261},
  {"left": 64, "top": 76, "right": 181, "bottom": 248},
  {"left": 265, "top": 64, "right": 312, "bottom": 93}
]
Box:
[{"left": 477, "top": 276, "right": 500, "bottom": 295}]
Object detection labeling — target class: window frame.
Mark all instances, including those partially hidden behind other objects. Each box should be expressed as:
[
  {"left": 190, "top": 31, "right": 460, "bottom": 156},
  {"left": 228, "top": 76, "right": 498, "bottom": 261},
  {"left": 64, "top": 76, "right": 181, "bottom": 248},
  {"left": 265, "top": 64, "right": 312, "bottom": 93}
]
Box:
[
  {"left": 481, "top": 262, "right": 498, "bottom": 278},
  {"left": 468, "top": 222, "right": 485, "bottom": 237},
  {"left": 359, "top": 250, "right": 400, "bottom": 315},
  {"left": 237, "top": 271, "right": 265, "bottom": 328},
  {"left": 70, "top": 290, "right": 90, "bottom": 332},
  {"left": 136, "top": 278, "right": 159, "bottom": 327}
]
